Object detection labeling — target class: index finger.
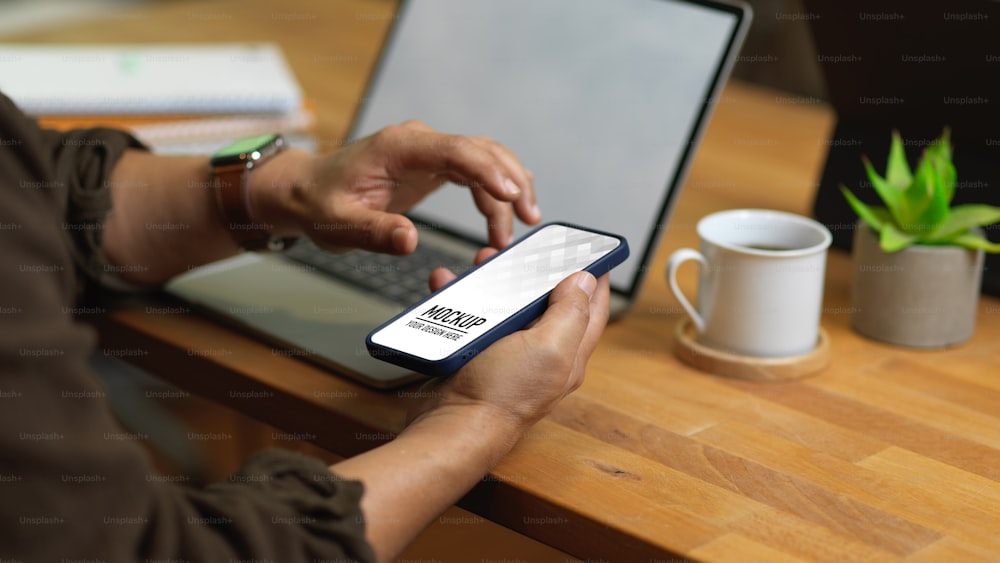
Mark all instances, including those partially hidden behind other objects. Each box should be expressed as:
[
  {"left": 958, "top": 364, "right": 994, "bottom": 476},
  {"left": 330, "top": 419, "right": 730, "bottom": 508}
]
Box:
[
  {"left": 470, "top": 136, "right": 540, "bottom": 226},
  {"left": 427, "top": 247, "right": 498, "bottom": 292},
  {"left": 382, "top": 124, "right": 530, "bottom": 204}
]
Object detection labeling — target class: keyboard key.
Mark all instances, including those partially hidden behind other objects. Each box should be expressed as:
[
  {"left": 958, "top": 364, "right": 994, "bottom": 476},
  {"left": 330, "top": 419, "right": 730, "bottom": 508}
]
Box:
[{"left": 282, "top": 238, "right": 463, "bottom": 306}]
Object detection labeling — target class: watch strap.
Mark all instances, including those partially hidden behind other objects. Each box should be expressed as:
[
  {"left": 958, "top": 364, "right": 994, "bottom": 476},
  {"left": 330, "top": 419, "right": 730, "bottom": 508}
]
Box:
[
  {"left": 213, "top": 162, "right": 269, "bottom": 245},
  {"left": 212, "top": 148, "right": 299, "bottom": 251}
]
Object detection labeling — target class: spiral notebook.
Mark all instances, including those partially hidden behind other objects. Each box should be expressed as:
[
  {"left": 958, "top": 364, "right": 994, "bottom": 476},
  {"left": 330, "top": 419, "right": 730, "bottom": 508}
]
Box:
[{"left": 0, "top": 42, "right": 302, "bottom": 115}]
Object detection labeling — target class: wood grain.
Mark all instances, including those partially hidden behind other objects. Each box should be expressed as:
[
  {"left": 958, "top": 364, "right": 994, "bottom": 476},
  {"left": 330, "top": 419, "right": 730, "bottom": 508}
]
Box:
[{"left": 15, "top": 1, "right": 1000, "bottom": 560}]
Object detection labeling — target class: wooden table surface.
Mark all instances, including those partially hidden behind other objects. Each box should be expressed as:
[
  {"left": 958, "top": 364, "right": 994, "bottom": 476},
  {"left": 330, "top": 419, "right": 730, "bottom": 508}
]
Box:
[{"left": 14, "top": 1, "right": 1000, "bottom": 560}]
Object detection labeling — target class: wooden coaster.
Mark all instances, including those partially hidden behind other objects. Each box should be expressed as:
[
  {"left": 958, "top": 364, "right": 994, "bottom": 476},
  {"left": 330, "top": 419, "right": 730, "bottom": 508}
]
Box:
[{"left": 673, "top": 318, "right": 830, "bottom": 382}]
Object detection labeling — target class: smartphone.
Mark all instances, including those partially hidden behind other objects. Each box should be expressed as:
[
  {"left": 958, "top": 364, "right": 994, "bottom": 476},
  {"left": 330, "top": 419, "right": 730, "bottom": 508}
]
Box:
[{"left": 366, "top": 222, "right": 629, "bottom": 376}]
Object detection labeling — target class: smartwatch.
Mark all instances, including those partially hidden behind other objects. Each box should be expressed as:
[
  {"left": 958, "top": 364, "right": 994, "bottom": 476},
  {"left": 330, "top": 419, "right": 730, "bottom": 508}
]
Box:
[{"left": 210, "top": 133, "right": 296, "bottom": 251}]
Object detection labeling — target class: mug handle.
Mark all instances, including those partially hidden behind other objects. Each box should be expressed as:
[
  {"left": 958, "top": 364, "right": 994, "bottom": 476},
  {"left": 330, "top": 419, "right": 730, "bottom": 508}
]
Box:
[{"left": 666, "top": 248, "right": 707, "bottom": 333}]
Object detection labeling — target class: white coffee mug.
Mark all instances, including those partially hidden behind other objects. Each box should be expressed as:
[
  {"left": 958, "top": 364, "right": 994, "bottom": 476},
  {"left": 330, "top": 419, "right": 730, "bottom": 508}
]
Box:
[{"left": 666, "top": 209, "right": 832, "bottom": 357}]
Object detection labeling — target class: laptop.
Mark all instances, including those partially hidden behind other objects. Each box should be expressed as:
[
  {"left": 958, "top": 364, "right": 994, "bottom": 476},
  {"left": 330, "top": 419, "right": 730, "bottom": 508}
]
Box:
[
  {"left": 805, "top": 0, "right": 1000, "bottom": 295},
  {"left": 166, "top": 0, "right": 752, "bottom": 388}
]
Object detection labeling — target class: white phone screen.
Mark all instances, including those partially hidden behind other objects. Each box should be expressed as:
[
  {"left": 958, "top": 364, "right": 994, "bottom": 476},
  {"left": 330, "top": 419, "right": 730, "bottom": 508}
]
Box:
[{"left": 369, "top": 224, "right": 621, "bottom": 361}]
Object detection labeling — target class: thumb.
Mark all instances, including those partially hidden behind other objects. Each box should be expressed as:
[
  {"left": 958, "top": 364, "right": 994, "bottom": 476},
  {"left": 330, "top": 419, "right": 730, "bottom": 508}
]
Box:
[
  {"left": 316, "top": 206, "right": 417, "bottom": 255},
  {"left": 528, "top": 271, "right": 596, "bottom": 351}
]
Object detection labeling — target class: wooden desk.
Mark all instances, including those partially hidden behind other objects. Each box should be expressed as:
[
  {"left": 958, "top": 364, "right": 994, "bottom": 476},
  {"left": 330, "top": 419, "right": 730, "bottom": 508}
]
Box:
[{"left": 14, "top": 1, "right": 1000, "bottom": 560}]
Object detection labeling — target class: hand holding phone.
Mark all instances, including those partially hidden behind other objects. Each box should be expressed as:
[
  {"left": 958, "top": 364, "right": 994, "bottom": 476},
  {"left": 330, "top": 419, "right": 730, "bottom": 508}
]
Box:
[{"left": 366, "top": 222, "right": 629, "bottom": 376}]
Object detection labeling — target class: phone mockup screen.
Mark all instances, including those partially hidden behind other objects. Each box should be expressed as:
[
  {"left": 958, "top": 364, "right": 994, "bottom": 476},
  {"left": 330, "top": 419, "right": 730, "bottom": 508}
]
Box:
[{"left": 369, "top": 224, "right": 622, "bottom": 362}]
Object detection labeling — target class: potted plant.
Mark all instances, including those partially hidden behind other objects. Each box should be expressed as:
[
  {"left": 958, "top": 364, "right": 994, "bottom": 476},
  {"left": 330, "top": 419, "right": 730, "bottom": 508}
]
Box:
[{"left": 840, "top": 128, "right": 1000, "bottom": 348}]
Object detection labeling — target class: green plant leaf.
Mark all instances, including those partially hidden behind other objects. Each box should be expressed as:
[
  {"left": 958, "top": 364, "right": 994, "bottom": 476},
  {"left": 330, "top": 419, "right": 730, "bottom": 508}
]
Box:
[
  {"left": 899, "top": 128, "right": 956, "bottom": 240},
  {"left": 862, "top": 157, "right": 911, "bottom": 228},
  {"left": 840, "top": 186, "right": 890, "bottom": 232},
  {"left": 879, "top": 222, "right": 918, "bottom": 252},
  {"left": 923, "top": 129, "right": 956, "bottom": 203},
  {"left": 951, "top": 231, "right": 1000, "bottom": 253},
  {"left": 926, "top": 204, "right": 1000, "bottom": 242},
  {"left": 902, "top": 148, "right": 949, "bottom": 236},
  {"left": 846, "top": 127, "right": 976, "bottom": 250},
  {"left": 885, "top": 130, "right": 912, "bottom": 190}
]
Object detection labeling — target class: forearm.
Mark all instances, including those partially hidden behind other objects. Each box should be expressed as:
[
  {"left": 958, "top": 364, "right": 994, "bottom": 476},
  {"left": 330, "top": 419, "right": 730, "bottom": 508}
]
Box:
[
  {"left": 330, "top": 404, "right": 525, "bottom": 563},
  {"left": 102, "top": 150, "right": 232, "bottom": 283},
  {"left": 102, "top": 148, "right": 315, "bottom": 284}
]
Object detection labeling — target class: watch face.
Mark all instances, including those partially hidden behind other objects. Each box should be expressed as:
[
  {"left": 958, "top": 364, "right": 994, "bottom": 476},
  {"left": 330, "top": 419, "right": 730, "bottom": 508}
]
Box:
[{"left": 212, "top": 133, "right": 283, "bottom": 166}]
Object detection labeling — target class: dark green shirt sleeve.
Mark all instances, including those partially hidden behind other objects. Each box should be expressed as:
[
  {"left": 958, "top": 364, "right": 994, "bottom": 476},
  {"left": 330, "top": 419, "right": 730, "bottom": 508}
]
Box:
[{"left": 0, "top": 92, "right": 375, "bottom": 562}]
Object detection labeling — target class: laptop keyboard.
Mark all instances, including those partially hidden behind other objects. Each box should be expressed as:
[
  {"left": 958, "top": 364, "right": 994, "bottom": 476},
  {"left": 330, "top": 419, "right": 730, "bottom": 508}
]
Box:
[{"left": 282, "top": 237, "right": 470, "bottom": 306}]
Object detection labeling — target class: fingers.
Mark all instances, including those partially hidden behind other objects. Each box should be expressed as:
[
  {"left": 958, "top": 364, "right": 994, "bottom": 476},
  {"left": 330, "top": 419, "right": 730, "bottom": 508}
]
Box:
[
  {"left": 578, "top": 274, "right": 611, "bottom": 360},
  {"left": 428, "top": 268, "right": 455, "bottom": 293},
  {"left": 460, "top": 136, "right": 540, "bottom": 241},
  {"left": 519, "top": 169, "right": 539, "bottom": 224},
  {"left": 529, "top": 272, "right": 598, "bottom": 364},
  {"left": 383, "top": 122, "right": 539, "bottom": 242},
  {"left": 470, "top": 136, "right": 540, "bottom": 226},
  {"left": 474, "top": 247, "right": 499, "bottom": 264},
  {"left": 382, "top": 123, "right": 521, "bottom": 198},
  {"left": 471, "top": 186, "right": 514, "bottom": 248},
  {"left": 533, "top": 272, "right": 609, "bottom": 393},
  {"left": 307, "top": 121, "right": 539, "bottom": 257},
  {"left": 428, "top": 247, "right": 497, "bottom": 292},
  {"left": 312, "top": 206, "right": 417, "bottom": 255}
]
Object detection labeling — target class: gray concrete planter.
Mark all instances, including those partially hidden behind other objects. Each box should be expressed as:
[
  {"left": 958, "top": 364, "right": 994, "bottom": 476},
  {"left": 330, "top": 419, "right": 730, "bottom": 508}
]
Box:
[{"left": 850, "top": 223, "right": 984, "bottom": 348}]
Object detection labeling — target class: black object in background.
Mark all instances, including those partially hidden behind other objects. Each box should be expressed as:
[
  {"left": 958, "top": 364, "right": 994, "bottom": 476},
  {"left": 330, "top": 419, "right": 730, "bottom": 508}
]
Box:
[{"left": 804, "top": 0, "right": 1000, "bottom": 295}]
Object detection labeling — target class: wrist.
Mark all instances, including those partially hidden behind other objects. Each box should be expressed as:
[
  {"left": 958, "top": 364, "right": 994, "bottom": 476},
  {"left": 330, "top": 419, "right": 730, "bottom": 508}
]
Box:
[
  {"left": 246, "top": 148, "right": 319, "bottom": 237},
  {"left": 405, "top": 399, "right": 530, "bottom": 465}
]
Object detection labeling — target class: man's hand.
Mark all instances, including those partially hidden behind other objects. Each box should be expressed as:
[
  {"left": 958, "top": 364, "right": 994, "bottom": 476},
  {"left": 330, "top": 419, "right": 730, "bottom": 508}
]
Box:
[
  {"left": 105, "top": 121, "right": 538, "bottom": 284},
  {"left": 253, "top": 120, "right": 540, "bottom": 254},
  {"left": 330, "top": 266, "right": 610, "bottom": 563},
  {"left": 412, "top": 256, "right": 611, "bottom": 433}
]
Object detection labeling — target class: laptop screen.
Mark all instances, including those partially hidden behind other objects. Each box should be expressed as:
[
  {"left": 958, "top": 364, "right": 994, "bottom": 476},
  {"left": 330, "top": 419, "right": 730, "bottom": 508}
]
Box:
[{"left": 350, "top": 0, "right": 746, "bottom": 295}]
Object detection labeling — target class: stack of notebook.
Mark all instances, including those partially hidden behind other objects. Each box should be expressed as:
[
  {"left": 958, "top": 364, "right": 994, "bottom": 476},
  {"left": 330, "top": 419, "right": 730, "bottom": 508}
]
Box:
[{"left": 0, "top": 42, "right": 314, "bottom": 153}]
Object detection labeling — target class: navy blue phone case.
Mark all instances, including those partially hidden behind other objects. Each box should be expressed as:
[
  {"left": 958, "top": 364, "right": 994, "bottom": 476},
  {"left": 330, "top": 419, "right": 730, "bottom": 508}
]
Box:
[{"left": 365, "top": 222, "right": 629, "bottom": 377}]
